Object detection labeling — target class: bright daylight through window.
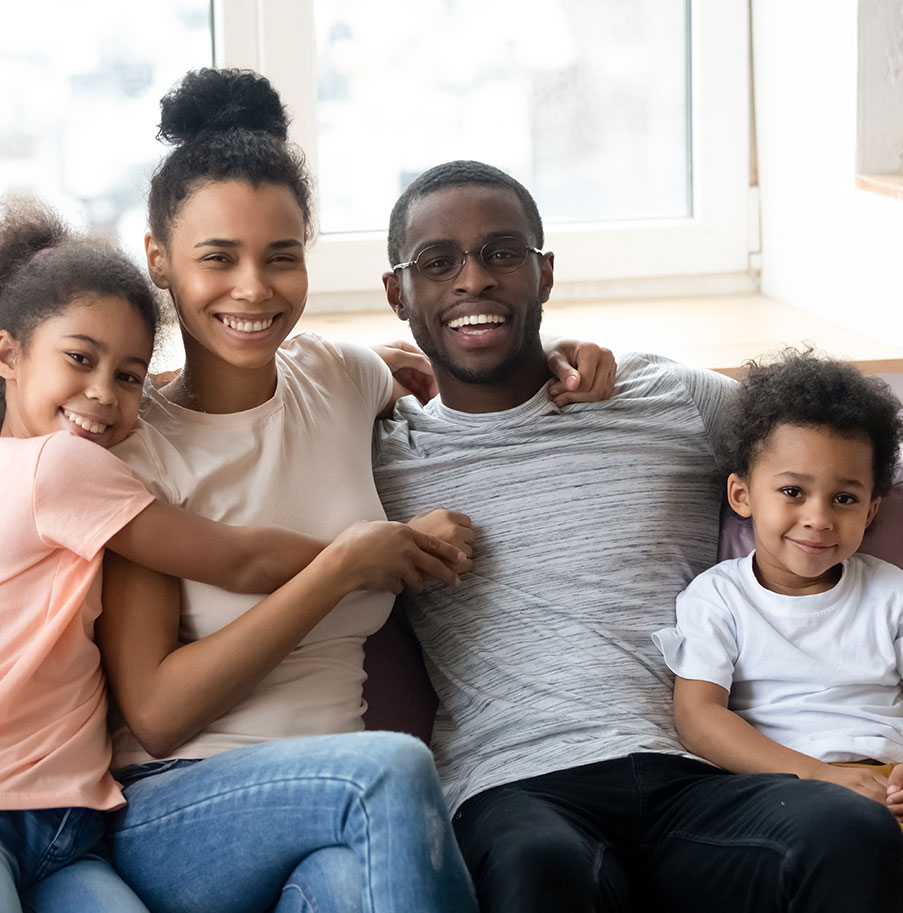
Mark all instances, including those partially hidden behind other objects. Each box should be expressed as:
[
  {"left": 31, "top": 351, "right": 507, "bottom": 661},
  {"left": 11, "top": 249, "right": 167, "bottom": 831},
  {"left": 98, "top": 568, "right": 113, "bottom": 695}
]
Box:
[
  {"left": 0, "top": 0, "right": 212, "bottom": 263},
  {"left": 314, "top": 0, "right": 689, "bottom": 235}
]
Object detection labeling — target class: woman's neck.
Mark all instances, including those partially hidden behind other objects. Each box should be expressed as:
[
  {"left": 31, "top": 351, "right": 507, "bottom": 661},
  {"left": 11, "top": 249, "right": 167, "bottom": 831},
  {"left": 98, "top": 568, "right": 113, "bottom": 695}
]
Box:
[{"left": 164, "top": 341, "right": 279, "bottom": 414}]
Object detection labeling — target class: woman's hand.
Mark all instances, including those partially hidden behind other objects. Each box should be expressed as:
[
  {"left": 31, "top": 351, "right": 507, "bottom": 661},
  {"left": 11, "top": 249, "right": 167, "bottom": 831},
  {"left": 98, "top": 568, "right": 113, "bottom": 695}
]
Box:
[
  {"left": 544, "top": 339, "right": 616, "bottom": 407},
  {"left": 373, "top": 340, "right": 437, "bottom": 405},
  {"left": 326, "top": 520, "right": 467, "bottom": 594}
]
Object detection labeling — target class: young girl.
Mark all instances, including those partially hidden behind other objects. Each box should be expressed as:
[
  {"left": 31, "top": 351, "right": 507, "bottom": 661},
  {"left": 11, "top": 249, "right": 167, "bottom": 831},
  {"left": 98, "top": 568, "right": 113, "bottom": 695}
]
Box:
[
  {"left": 654, "top": 348, "right": 903, "bottom": 820},
  {"left": 0, "top": 199, "right": 467, "bottom": 912}
]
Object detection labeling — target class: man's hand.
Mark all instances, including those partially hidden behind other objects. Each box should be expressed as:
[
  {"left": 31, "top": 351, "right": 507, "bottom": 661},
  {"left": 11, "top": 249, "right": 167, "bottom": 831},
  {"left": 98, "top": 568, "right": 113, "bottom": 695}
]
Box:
[
  {"left": 545, "top": 339, "right": 616, "bottom": 407},
  {"left": 373, "top": 340, "right": 438, "bottom": 405}
]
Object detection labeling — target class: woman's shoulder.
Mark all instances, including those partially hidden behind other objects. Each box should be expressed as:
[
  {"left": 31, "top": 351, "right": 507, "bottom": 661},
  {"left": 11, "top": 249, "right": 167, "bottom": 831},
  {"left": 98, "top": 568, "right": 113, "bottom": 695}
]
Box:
[
  {"left": 279, "top": 331, "right": 393, "bottom": 414},
  {"left": 279, "top": 331, "right": 384, "bottom": 373}
]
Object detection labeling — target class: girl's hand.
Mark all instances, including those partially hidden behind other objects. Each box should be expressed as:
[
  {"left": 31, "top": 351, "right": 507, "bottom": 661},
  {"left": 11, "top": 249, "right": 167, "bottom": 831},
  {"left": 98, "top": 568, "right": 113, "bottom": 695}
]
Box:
[
  {"left": 373, "top": 340, "right": 438, "bottom": 405},
  {"left": 408, "top": 508, "right": 474, "bottom": 573},
  {"left": 327, "top": 520, "right": 466, "bottom": 594},
  {"left": 545, "top": 339, "right": 616, "bottom": 407}
]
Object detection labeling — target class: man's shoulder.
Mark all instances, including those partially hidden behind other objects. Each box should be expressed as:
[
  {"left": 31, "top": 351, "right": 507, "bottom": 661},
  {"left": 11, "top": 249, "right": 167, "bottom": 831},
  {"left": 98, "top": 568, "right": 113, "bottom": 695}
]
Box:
[{"left": 615, "top": 352, "right": 734, "bottom": 392}]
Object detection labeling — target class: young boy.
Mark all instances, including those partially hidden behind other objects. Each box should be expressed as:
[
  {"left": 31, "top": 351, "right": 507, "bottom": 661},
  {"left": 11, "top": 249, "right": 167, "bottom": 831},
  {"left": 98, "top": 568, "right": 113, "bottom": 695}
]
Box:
[{"left": 654, "top": 348, "right": 903, "bottom": 819}]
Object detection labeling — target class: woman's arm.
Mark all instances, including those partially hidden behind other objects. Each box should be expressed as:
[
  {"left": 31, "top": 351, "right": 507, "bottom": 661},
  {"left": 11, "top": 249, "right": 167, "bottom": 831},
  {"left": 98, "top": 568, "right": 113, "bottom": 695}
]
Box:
[
  {"left": 105, "top": 500, "right": 327, "bottom": 594},
  {"left": 673, "top": 676, "right": 888, "bottom": 805},
  {"left": 98, "top": 520, "right": 466, "bottom": 758}
]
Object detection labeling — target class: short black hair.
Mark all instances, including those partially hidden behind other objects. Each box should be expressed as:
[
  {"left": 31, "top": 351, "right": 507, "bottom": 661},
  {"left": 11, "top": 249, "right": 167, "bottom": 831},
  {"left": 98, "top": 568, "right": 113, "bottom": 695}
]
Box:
[
  {"left": 0, "top": 196, "right": 159, "bottom": 424},
  {"left": 727, "top": 347, "right": 903, "bottom": 496},
  {"left": 387, "top": 160, "right": 543, "bottom": 266},
  {"left": 148, "top": 68, "right": 315, "bottom": 245}
]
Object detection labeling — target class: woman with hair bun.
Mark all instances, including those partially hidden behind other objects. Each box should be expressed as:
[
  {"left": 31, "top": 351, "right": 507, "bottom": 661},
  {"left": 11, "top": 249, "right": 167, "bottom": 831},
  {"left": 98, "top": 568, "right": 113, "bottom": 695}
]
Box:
[{"left": 97, "top": 68, "right": 480, "bottom": 913}]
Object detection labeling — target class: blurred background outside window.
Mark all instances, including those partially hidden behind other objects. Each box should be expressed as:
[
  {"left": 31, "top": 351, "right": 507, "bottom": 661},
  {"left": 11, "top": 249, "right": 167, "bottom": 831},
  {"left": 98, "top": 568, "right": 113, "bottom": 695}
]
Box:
[
  {"left": 314, "top": 0, "right": 689, "bottom": 235},
  {"left": 0, "top": 0, "right": 212, "bottom": 264}
]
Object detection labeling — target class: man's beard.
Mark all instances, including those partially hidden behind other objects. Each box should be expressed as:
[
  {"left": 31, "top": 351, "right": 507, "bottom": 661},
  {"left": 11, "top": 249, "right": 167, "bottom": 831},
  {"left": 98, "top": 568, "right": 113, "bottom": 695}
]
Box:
[{"left": 408, "top": 297, "right": 543, "bottom": 386}]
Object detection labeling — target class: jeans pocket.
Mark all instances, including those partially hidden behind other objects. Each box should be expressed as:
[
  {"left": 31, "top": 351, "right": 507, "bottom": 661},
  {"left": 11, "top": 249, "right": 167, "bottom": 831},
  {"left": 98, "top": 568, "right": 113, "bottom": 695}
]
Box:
[
  {"left": 32, "top": 808, "right": 106, "bottom": 884},
  {"left": 114, "top": 758, "right": 199, "bottom": 788}
]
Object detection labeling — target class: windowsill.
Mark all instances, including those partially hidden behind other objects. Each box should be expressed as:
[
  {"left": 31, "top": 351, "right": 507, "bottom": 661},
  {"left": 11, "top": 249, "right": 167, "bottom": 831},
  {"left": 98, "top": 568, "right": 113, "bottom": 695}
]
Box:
[
  {"left": 285, "top": 292, "right": 903, "bottom": 376},
  {"left": 856, "top": 173, "right": 903, "bottom": 200}
]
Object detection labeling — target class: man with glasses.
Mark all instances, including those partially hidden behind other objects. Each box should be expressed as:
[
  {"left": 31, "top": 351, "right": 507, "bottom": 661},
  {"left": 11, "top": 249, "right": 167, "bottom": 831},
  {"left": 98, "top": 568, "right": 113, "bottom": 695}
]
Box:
[{"left": 372, "top": 160, "right": 903, "bottom": 913}]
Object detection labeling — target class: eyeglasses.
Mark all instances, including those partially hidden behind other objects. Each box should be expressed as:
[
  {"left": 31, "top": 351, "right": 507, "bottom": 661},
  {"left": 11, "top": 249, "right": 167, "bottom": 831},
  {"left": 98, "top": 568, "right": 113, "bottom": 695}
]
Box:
[{"left": 392, "top": 236, "right": 543, "bottom": 282}]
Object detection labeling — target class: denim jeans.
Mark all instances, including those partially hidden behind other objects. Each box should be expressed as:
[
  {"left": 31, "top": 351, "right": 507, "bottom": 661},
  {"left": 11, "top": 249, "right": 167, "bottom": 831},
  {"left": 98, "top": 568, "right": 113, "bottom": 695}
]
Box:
[
  {"left": 110, "top": 731, "right": 478, "bottom": 913},
  {"left": 0, "top": 807, "right": 149, "bottom": 913},
  {"left": 453, "top": 752, "right": 903, "bottom": 913}
]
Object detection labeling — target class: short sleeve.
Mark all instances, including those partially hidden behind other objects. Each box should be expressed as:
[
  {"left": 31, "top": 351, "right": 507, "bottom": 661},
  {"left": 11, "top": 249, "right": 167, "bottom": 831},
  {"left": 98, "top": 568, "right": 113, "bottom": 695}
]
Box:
[
  {"left": 32, "top": 434, "right": 155, "bottom": 560},
  {"left": 652, "top": 569, "right": 741, "bottom": 691},
  {"left": 331, "top": 340, "right": 395, "bottom": 419},
  {"left": 894, "top": 598, "right": 903, "bottom": 684},
  {"left": 653, "top": 356, "right": 738, "bottom": 469}
]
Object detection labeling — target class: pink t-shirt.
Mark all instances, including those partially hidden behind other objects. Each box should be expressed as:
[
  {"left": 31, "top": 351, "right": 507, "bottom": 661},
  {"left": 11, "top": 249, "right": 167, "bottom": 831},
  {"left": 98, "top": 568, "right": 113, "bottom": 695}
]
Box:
[{"left": 0, "top": 433, "right": 154, "bottom": 810}]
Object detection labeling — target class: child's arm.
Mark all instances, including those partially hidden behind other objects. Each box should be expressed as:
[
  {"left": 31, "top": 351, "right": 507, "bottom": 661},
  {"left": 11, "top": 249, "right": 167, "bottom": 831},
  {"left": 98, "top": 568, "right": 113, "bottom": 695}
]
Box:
[
  {"left": 99, "top": 519, "right": 466, "bottom": 758},
  {"left": 407, "top": 508, "right": 474, "bottom": 574},
  {"left": 886, "top": 765, "right": 903, "bottom": 817},
  {"left": 673, "top": 676, "right": 890, "bottom": 806},
  {"left": 105, "top": 500, "right": 328, "bottom": 594}
]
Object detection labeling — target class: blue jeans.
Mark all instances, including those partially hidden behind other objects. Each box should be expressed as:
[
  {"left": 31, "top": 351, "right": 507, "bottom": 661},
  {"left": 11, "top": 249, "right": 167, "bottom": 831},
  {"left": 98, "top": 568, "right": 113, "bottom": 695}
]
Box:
[
  {"left": 453, "top": 752, "right": 903, "bottom": 912},
  {"left": 0, "top": 807, "right": 149, "bottom": 913},
  {"left": 110, "top": 731, "right": 478, "bottom": 913}
]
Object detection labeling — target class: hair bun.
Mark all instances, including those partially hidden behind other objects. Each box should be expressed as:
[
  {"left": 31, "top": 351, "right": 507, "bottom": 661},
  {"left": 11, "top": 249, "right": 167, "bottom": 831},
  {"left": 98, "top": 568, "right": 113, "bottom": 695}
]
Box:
[{"left": 157, "top": 68, "right": 289, "bottom": 145}]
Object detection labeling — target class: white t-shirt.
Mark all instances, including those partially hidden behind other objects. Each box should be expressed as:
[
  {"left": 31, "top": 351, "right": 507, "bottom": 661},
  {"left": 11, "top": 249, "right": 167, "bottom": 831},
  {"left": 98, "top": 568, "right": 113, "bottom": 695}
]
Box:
[
  {"left": 654, "top": 552, "right": 903, "bottom": 763},
  {"left": 110, "top": 333, "right": 395, "bottom": 766}
]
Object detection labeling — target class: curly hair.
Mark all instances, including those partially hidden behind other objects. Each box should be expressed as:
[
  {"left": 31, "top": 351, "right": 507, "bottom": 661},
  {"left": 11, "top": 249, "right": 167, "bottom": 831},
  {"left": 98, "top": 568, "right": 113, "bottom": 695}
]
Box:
[
  {"left": 387, "top": 160, "right": 544, "bottom": 266},
  {"left": 148, "top": 68, "right": 315, "bottom": 246},
  {"left": 726, "top": 348, "right": 903, "bottom": 496},
  {"left": 0, "top": 197, "right": 159, "bottom": 425}
]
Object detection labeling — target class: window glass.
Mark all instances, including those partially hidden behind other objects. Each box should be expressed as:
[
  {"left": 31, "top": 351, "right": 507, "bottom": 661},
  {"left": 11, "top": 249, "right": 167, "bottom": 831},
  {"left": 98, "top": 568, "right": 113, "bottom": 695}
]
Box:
[
  {"left": 315, "top": 0, "right": 688, "bottom": 234},
  {"left": 0, "top": 0, "right": 212, "bottom": 261}
]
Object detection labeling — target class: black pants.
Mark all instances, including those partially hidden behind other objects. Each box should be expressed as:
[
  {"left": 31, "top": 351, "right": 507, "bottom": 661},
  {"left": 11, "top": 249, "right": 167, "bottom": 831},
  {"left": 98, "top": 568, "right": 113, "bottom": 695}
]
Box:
[{"left": 452, "top": 753, "right": 903, "bottom": 913}]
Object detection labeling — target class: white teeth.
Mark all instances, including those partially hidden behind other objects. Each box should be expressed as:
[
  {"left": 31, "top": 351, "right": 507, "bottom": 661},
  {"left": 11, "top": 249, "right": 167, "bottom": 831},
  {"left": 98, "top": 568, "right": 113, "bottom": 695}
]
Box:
[
  {"left": 63, "top": 409, "right": 107, "bottom": 434},
  {"left": 219, "top": 315, "right": 275, "bottom": 333},
  {"left": 447, "top": 314, "right": 506, "bottom": 329}
]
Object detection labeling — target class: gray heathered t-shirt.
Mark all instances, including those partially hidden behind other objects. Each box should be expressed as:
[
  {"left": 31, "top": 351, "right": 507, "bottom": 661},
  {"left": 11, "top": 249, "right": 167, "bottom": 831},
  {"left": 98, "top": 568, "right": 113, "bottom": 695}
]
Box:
[{"left": 372, "top": 352, "right": 736, "bottom": 811}]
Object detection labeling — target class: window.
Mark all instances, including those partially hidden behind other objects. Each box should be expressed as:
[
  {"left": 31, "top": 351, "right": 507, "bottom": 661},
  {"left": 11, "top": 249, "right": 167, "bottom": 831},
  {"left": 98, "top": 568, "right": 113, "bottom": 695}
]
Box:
[
  {"left": 314, "top": 0, "right": 689, "bottom": 234},
  {"left": 0, "top": 1, "right": 212, "bottom": 263},
  {"left": 223, "top": 0, "right": 752, "bottom": 302}
]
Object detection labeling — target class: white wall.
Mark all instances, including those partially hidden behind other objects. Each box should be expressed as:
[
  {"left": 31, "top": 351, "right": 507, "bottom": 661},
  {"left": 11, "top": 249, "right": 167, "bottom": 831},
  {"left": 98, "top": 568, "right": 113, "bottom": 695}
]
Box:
[{"left": 752, "top": 0, "right": 903, "bottom": 346}]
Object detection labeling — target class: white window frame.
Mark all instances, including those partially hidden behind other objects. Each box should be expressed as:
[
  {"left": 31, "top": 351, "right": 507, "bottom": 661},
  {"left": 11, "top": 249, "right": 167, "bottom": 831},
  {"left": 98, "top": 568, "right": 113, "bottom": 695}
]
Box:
[{"left": 214, "top": 0, "right": 751, "bottom": 308}]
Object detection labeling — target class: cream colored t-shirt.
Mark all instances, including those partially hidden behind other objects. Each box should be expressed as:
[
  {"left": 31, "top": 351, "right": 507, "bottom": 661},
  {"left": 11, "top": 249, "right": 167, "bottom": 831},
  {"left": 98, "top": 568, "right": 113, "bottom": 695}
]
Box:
[
  {"left": 1, "top": 433, "right": 153, "bottom": 810},
  {"left": 110, "top": 333, "right": 395, "bottom": 766}
]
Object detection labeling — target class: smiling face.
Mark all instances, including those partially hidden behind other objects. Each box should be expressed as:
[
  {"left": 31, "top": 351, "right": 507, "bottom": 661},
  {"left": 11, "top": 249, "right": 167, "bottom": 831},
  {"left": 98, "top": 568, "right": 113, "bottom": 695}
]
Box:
[
  {"left": 0, "top": 294, "right": 152, "bottom": 447},
  {"left": 384, "top": 184, "right": 554, "bottom": 411},
  {"left": 727, "top": 423, "right": 880, "bottom": 595},
  {"left": 148, "top": 180, "right": 309, "bottom": 398}
]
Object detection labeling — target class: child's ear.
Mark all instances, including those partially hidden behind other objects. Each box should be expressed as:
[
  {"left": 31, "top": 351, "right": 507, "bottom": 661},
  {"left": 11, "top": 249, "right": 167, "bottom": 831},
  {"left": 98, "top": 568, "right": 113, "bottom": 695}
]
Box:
[
  {"left": 145, "top": 233, "right": 170, "bottom": 290},
  {"left": 727, "top": 472, "right": 752, "bottom": 518},
  {"left": 866, "top": 496, "right": 881, "bottom": 528},
  {"left": 0, "top": 331, "right": 20, "bottom": 380}
]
